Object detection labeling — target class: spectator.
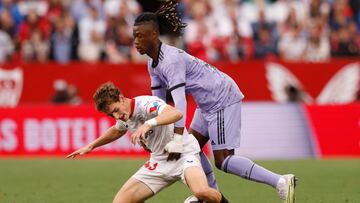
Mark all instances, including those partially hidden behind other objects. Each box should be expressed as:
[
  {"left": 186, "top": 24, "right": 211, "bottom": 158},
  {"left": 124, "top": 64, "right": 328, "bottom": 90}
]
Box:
[
  {"left": 329, "top": 0, "right": 353, "bottom": 31},
  {"left": 21, "top": 28, "right": 50, "bottom": 62},
  {"left": 105, "top": 18, "right": 133, "bottom": 63},
  {"left": 50, "top": 79, "right": 82, "bottom": 105},
  {"left": 251, "top": 9, "right": 278, "bottom": 43},
  {"left": 184, "top": 1, "right": 214, "bottom": 61},
  {"left": 348, "top": 21, "right": 360, "bottom": 51},
  {"left": 18, "top": 9, "right": 51, "bottom": 44},
  {"left": 70, "top": 0, "right": 105, "bottom": 22},
  {"left": 104, "top": 0, "right": 140, "bottom": 23},
  {"left": 66, "top": 83, "right": 82, "bottom": 105},
  {"left": 303, "top": 23, "right": 330, "bottom": 62},
  {"left": 0, "top": 9, "right": 16, "bottom": 37},
  {"left": 50, "top": 14, "right": 73, "bottom": 63},
  {"left": 50, "top": 79, "right": 70, "bottom": 104},
  {"left": 254, "top": 24, "right": 278, "bottom": 59},
  {"left": 209, "top": 0, "right": 240, "bottom": 61},
  {"left": 0, "top": 29, "right": 14, "bottom": 63},
  {"left": 278, "top": 23, "right": 306, "bottom": 61},
  {"left": 45, "top": 0, "right": 65, "bottom": 25},
  {"left": 226, "top": 0, "right": 254, "bottom": 60},
  {"left": 78, "top": 5, "right": 106, "bottom": 62},
  {"left": 0, "top": 0, "right": 23, "bottom": 31},
  {"left": 306, "top": 0, "right": 330, "bottom": 26},
  {"left": 278, "top": 7, "right": 300, "bottom": 37},
  {"left": 331, "top": 22, "right": 360, "bottom": 57},
  {"left": 63, "top": 11, "right": 80, "bottom": 60}
]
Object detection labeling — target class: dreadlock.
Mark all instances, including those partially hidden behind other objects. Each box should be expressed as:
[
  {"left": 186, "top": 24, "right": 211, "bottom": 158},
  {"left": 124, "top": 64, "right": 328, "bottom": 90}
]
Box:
[{"left": 134, "top": 0, "right": 186, "bottom": 36}]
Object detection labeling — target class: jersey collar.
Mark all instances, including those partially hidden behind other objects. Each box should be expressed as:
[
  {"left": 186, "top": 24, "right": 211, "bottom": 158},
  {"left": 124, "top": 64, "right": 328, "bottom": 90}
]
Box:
[
  {"left": 129, "top": 98, "right": 135, "bottom": 118},
  {"left": 151, "top": 42, "right": 163, "bottom": 68}
]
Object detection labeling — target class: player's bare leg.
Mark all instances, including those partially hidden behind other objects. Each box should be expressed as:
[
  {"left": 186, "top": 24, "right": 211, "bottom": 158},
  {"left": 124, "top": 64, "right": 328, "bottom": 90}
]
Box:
[
  {"left": 113, "top": 177, "right": 154, "bottom": 203},
  {"left": 184, "top": 166, "right": 228, "bottom": 203}
]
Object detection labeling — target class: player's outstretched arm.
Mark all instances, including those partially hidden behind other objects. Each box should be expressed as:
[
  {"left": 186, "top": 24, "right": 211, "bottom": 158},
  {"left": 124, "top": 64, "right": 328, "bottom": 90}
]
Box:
[
  {"left": 66, "top": 145, "right": 92, "bottom": 158},
  {"left": 67, "top": 126, "right": 126, "bottom": 158}
]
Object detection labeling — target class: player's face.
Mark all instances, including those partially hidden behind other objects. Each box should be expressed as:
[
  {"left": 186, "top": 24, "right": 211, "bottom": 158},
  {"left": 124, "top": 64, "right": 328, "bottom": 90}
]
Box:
[
  {"left": 133, "top": 23, "right": 157, "bottom": 55},
  {"left": 106, "top": 97, "right": 130, "bottom": 121}
]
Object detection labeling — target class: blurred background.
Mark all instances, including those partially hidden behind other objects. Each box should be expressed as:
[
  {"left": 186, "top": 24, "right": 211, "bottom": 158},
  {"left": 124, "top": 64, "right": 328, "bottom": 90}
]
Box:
[{"left": 0, "top": 0, "right": 359, "bottom": 202}]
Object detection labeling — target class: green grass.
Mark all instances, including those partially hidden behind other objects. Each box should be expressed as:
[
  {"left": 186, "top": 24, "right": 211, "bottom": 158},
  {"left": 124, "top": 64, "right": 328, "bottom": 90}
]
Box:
[{"left": 0, "top": 158, "right": 359, "bottom": 203}]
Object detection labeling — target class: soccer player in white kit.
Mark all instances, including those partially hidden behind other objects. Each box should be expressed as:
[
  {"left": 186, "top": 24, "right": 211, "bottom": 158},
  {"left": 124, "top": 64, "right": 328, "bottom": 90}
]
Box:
[
  {"left": 67, "top": 82, "right": 229, "bottom": 203},
  {"left": 132, "top": 1, "right": 296, "bottom": 203}
]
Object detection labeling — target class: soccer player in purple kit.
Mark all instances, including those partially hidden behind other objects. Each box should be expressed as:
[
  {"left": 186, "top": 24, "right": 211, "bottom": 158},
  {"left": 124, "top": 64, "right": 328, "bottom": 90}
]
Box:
[{"left": 132, "top": 1, "right": 297, "bottom": 203}]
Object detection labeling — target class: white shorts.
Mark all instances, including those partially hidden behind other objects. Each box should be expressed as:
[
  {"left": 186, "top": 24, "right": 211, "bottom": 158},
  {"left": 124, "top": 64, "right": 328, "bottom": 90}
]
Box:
[{"left": 132, "top": 153, "right": 202, "bottom": 194}]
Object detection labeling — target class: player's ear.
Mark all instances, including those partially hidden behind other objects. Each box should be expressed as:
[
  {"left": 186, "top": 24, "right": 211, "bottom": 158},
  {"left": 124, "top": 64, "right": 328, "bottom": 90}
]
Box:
[{"left": 152, "top": 29, "right": 159, "bottom": 38}]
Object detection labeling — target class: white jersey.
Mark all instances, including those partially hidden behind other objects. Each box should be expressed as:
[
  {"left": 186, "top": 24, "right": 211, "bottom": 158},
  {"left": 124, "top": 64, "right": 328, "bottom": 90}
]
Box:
[{"left": 115, "top": 96, "right": 200, "bottom": 161}]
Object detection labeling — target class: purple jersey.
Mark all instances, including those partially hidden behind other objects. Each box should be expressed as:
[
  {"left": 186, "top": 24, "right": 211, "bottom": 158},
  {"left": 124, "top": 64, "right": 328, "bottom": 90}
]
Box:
[{"left": 148, "top": 43, "right": 244, "bottom": 118}]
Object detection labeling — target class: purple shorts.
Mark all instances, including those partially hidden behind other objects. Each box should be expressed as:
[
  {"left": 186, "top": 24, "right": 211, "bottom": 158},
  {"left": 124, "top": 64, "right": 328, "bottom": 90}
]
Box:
[{"left": 190, "top": 102, "right": 242, "bottom": 150}]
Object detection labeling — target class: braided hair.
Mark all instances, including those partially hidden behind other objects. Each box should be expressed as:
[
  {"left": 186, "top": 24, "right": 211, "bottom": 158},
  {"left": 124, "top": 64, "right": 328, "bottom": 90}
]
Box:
[{"left": 134, "top": 0, "right": 186, "bottom": 36}]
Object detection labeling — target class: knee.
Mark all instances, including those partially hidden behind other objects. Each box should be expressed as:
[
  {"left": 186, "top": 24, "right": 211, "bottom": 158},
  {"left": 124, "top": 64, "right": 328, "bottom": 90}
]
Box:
[
  {"left": 215, "top": 155, "right": 230, "bottom": 170},
  {"left": 213, "top": 150, "right": 234, "bottom": 170},
  {"left": 214, "top": 154, "right": 233, "bottom": 170},
  {"left": 192, "top": 187, "right": 211, "bottom": 200},
  {"left": 113, "top": 192, "right": 131, "bottom": 203},
  {"left": 112, "top": 197, "right": 125, "bottom": 203},
  {"left": 113, "top": 198, "right": 137, "bottom": 203}
]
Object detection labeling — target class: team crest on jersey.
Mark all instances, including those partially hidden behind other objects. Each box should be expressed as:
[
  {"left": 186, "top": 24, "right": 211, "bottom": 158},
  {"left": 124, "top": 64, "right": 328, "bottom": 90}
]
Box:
[{"left": 149, "top": 101, "right": 160, "bottom": 113}]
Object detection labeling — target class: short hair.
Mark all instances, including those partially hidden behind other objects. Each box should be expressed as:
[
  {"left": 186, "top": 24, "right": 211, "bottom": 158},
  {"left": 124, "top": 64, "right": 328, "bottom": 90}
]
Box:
[
  {"left": 93, "top": 82, "right": 121, "bottom": 112},
  {"left": 134, "top": 0, "right": 186, "bottom": 36}
]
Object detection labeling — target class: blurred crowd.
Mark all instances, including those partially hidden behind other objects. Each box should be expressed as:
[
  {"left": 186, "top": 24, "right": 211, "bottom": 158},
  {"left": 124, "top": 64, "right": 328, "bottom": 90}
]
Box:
[{"left": 0, "top": 0, "right": 359, "bottom": 64}]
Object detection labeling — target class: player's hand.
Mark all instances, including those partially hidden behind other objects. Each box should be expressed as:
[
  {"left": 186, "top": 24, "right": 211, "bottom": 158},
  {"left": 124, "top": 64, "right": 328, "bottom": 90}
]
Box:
[
  {"left": 66, "top": 145, "right": 93, "bottom": 158},
  {"left": 164, "top": 134, "right": 183, "bottom": 161},
  {"left": 131, "top": 123, "right": 151, "bottom": 145}
]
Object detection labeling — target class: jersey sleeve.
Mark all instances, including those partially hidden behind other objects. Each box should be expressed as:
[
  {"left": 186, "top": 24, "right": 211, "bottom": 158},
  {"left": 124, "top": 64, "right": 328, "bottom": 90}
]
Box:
[
  {"left": 170, "top": 86, "right": 187, "bottom": 128},
  {"left": 150, "top": 74, "right": 167, "bottom": 102},
  {"left": 163, "top": 61, "right": 186, "bottom": 90},
  {"left": 162, "top": 58, "right": 187, "bottom": 128},
  {"left": 148, "top": 64, "right": 167, "bottom": 102}
]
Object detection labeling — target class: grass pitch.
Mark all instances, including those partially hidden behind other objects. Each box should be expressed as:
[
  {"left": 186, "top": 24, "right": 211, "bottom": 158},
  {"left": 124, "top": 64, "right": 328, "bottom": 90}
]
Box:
[{"left": 0, "top": 158, "right": 359, "bottom": 203}]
